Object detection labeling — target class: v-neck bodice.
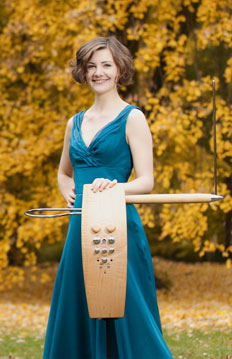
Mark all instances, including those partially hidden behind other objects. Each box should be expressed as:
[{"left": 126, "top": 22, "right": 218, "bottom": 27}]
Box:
[
  {"left": 80, "top": 104, "right": 131, "bottom": 149},
  {"left": 69, "top": 104, "right": 140, "bottom": 194}
]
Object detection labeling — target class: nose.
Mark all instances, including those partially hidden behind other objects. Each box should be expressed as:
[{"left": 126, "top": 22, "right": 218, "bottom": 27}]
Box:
[{"left": 93, "top": 66, "right": 103, "bottom": 77}]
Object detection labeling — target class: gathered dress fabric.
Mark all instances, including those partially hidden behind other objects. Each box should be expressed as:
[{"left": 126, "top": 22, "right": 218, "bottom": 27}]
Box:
[{"left": 43, "top": 104, "right": 173, "bottom": 359}]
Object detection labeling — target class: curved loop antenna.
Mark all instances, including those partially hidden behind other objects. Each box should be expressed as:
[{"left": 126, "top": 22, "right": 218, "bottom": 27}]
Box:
[{"left": 24, "top": 208, "right": 82, "bottom": 218}]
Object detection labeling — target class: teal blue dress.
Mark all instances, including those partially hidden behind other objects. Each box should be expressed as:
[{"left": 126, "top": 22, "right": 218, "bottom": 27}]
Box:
[{"left": 43, "top": 104, "right": 173, "bottom": 359}]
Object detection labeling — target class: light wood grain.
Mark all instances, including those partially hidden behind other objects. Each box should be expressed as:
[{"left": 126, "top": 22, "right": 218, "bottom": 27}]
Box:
[
  {"left": 126, "top": 193, "right": 222, "bottom": 203},
  {"left": 81, "top": 184, "right": 127, "bottom": 319}
]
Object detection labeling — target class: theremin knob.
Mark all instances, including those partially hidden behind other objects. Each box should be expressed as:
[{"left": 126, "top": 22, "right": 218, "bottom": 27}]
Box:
[
  {"left": 108, "top": 236, "right": 115, "bottom": 244},
  {"left": 102, "top": 257, "right": 108, "bottom": 264},
  {"left": 93, "top": 237, "right": 101, "bottom": 244},
  {"left": 91, "top": 224, "right": 101, "bottom": 233},
  {"left": 106, "top": 224, "right": 116, "bottom": 233}
]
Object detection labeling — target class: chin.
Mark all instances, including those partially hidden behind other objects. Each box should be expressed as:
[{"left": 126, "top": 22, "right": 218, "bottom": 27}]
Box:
[{"left": 92, "top": 85, "right": 117, "bottom": 95}]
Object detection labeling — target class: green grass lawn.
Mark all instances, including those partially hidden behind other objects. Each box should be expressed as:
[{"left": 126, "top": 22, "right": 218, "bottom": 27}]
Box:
[
  {"left": 0, "top": 334, "right": 44, "bottom": 359},
  {"left": 164, "top": 329, "right": 232, "bottom": 358},
  {"left": 0, "top": 329, "right": 231, "bottom": 359}
]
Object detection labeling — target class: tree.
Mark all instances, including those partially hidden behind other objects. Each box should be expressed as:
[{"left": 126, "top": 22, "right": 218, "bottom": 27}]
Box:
[{"left": 0, "top": 0, "right": 231, "bottom": 289}]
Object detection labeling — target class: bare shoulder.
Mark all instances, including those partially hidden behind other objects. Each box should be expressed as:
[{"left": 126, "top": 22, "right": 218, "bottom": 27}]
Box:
[
  {"left": 126, "top": 108, "right": 152, "bottom": 145},
  {"left": 65, "top": 116, "right": 74, "bottom": 136},
  {"left": 127, "top": 108, "right": 146, "bottom": 123},
  {"left": 126, "top": 108, "right": 150, "bottom": 133},
  {"left": 67, "top": 116, "right": 74, "bottom": 129}
]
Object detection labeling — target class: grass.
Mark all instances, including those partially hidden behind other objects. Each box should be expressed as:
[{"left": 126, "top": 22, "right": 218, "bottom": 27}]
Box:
[
  {"left": 0, "top": 329, "right": 231, "bottom": 359},
  {"left": 0, "top": 333, "right": 44, "bottom": 359},
  {"left": 163, "top": 328, "right": 232, "bottom": 358}
]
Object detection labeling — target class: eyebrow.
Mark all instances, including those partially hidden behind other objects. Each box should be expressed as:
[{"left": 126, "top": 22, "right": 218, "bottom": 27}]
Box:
[{"left": 87, "top": 61, "right": 113, "bottom": 64}]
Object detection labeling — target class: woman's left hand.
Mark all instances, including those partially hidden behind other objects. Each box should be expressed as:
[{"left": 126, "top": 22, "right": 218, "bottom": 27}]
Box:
[{"left": 90, "top": 178, "right": 118, "bottom": 192}]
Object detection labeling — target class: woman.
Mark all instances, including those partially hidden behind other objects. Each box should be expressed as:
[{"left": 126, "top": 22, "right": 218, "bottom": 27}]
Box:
[{"left": 43, "top": 36, "right": 173, "bottom": 359}]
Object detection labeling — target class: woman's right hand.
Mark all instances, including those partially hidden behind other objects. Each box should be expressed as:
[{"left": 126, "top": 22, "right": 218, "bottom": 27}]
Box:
[{"left": 67, "top": 186, "right": 76, "bottom": 208}]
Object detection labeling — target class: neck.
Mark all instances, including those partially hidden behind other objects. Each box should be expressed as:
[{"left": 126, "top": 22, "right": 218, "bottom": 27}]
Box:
[{"left": 91, "top": 88, "right": 126, "bottom": 113}]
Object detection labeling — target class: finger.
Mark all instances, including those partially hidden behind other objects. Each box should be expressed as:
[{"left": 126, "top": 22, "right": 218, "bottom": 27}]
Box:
[
  {"left": 98, "top": 179, "right": 111, "bottom": 192},
  {"left": 90, "top": 178, "right": 101, "bottom": 190},
  {"left": 93, "top": 182, "right": 104, "bottom": 192},
  {"left": 99, "top": 179, "right": 111, "bottom": 191},
  {"left": 108, "top": 179, "right": 118, "bottom": 188},
  {"left": 67, "top": 200, "right": 73, "bottom": 208},
  {"left": 68, "top": 195, "right": 75, "bottom": 203},
  {"left": 91, "top": 178, "right": 105, "bottom": 192}
]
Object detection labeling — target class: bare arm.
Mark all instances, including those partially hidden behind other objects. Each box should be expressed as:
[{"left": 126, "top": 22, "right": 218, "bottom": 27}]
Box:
[
  {"left": 57, "top": 117, "right": 76, "bottom": 206},
  {"left": 123, "top": 108, "right": 154, "bottom": 195}
]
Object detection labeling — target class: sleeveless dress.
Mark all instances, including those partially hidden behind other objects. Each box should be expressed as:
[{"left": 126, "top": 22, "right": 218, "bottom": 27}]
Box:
[{"left": 43, "top": 104, "right": 173, "bottom": 359}]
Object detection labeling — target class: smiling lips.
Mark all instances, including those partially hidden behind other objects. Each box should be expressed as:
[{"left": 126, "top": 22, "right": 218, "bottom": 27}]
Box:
[{"left": 92, "top": 79, "right": 108, "bottom": 84}]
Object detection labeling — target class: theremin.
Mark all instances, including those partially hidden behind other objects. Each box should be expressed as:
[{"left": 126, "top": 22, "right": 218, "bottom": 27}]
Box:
[{"left": 25, "top": 188, "right": 223, "bottom": 319}]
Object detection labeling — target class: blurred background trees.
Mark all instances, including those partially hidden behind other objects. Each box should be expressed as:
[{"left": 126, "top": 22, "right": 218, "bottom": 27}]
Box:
[{"left": 0, "top": 0, "right": 231, "bottom": 289}]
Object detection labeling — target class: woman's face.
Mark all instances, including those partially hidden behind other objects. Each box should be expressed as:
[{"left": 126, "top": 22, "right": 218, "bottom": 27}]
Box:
[{"left": 86, "top": 48, "right": 119, "bottom": 94}]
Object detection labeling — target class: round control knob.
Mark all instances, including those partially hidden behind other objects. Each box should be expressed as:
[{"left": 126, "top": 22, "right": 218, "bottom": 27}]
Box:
[
  {"left": 93, "top": 237, "right": 101, "bottom": 244},
  {"left": 106, "top": 224, "right": 116, "bottom": 233},
  {"left": 102, "top": 257, "right": 107, "bottom": 264},
  {"left": 102, "top": 248, "right": 107, "bottom": 254},
  {"left": 94, "top": 248, "right": 100, "bottom": 254},
  {"left": 109, "top": 247, "right": 115, "bottom": 253},
  {"left": 108, "top": 236, "right": 115, "bottom": 244},
  {"left": 91, "top": 224, "right": 101, "bottom": 233}
]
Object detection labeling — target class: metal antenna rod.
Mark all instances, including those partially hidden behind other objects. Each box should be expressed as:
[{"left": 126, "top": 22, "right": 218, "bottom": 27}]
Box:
[{"left": 212, "top": 80, "right": 217, "bottom": 195}]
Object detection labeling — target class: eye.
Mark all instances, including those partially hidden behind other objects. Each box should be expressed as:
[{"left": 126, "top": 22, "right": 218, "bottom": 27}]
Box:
[
  {"left": 104, "top": 64, "right": 111, "bottom": 67},
  {"left": 87, "top": 64, "right": 95, "bottom": 69}
]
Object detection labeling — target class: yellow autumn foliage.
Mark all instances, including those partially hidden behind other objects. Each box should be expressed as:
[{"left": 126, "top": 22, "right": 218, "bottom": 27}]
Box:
[{"left": 0, "top": 0, "right": 231, "bottom": 289}]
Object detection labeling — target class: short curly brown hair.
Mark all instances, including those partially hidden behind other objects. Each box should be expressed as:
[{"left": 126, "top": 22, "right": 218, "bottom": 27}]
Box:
[{"left": 71, "top": 37, "right": 134, "bottom": 86}]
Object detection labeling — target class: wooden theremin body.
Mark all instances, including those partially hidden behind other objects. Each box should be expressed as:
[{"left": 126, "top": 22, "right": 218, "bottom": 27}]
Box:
[{"left": 82, "top": 184, "right": 127, "bottom": 319}]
